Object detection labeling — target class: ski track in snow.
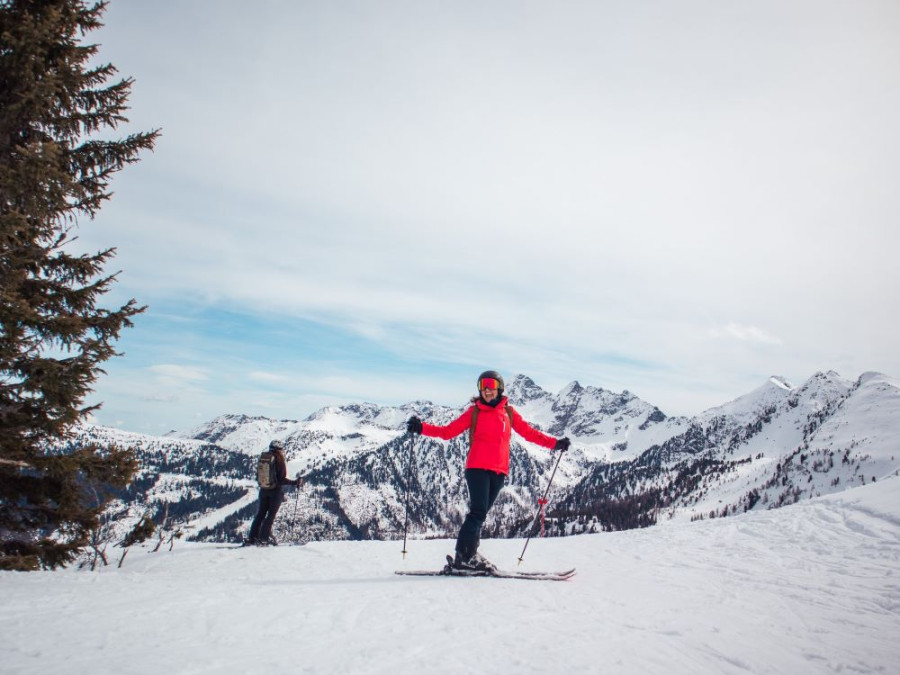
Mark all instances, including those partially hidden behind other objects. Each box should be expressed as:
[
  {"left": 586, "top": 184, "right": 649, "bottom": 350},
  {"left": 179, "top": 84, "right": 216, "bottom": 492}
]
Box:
[{"left": 2, "top": 479, "right": 899, "bottom": 674}]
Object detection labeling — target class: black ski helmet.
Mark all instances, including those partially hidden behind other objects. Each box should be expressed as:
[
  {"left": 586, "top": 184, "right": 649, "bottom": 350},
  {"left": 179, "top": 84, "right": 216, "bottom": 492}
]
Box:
[
  {"left": 477, "top": 370, "right": 504, "bottom": 395},
  {"left": 269, "top": 439, "right": 285, "bottom": 452}
]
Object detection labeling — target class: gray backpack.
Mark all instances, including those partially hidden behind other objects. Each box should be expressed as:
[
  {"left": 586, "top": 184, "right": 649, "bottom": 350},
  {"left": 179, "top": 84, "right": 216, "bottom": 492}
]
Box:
[{"left": 256, "top": 451, "right": 277, "bottom": 489}]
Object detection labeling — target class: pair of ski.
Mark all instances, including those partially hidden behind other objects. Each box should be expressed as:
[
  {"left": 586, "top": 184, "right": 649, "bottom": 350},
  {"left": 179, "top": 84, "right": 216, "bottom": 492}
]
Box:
[
  {"left": 216, "top": 541, "right": 307, "bottom": 549},
  {"left": 396, "top": 555, "right": 576, "bottom": 582}
]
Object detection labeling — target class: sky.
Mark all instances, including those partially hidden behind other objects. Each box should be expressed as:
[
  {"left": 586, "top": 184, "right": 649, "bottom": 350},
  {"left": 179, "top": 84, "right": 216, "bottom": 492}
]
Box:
[
  {"left": 2, "top": 477, "right": 898, "bottom": 673},
  {"left": 69, "top": 0, "right": 900, "bottom": 434}
]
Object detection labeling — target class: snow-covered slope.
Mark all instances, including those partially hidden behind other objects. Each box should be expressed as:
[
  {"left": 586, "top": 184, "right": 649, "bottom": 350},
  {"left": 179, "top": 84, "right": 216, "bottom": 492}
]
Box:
[{"left": 3, "top": 476, "right": 898, "bottom": 674}]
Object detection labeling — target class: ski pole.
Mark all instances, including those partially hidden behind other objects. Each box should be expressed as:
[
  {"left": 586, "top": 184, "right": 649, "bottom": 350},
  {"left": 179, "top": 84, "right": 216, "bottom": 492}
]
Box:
[
  {"left": 290, "top": 472, "right": 302, "bottom": 542},
  {"left": 401, "top": 432, "right": 415, "bottom": 559},
  {"left": 517, "top": 449, "right": 564, "bottom": 565}
]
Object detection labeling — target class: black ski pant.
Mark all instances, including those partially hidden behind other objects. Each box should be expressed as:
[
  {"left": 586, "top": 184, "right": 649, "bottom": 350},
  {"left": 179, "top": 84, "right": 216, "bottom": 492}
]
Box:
[
  {"left": 455, "top": 468, "right": 506, "bottom": 559},
  {"left": 249, "top": 487, "right": 284, "bottom": 542}
]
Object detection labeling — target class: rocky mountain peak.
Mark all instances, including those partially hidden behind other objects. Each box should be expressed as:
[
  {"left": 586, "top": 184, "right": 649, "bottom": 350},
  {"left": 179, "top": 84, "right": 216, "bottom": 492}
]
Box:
[{"left": 505, "top": 374, "right": 547, "bottom": 404}]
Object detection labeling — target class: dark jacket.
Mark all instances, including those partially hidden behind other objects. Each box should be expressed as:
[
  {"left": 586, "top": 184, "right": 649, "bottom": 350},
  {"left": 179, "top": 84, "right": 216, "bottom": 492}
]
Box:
[{"left": 272, "top": 451, "right": 300, "bottom": 489}]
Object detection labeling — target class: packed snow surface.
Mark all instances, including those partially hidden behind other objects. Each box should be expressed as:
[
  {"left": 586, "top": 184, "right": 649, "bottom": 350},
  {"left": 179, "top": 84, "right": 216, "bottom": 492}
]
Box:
[{"left": 2, "top": 478, "right": 899, "bottom": 674}]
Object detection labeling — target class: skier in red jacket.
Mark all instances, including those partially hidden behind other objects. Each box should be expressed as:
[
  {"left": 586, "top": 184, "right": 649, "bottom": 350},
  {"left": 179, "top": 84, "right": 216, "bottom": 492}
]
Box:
[{"left": 406, "top": 370, "right": 570, "bottom": 571}]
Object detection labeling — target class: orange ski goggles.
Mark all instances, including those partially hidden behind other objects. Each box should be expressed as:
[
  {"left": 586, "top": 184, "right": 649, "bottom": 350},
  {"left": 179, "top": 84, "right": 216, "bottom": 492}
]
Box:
[{"left": 479, "top": 377, "right": 500, "bottom": 391}]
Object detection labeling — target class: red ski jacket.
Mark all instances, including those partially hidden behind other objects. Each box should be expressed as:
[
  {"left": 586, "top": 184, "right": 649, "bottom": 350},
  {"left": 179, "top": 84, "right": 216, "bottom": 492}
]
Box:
[{"left": 420, "top": 397, "right": 557, "bottom": 475}]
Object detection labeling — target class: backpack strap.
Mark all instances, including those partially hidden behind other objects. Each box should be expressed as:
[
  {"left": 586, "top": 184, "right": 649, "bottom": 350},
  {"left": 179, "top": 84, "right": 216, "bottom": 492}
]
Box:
[{"left": 468, "top": 405, "right": 515, "bottom": 447}]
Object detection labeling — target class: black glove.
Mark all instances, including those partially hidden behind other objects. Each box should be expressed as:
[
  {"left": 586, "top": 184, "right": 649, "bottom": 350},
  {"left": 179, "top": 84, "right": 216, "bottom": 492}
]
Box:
[
  {"left": 407, "top": 416, "right": 423, "bottom": 435},
  {"left": 554, "top": 437, "right": 571, "bottom": 452}
]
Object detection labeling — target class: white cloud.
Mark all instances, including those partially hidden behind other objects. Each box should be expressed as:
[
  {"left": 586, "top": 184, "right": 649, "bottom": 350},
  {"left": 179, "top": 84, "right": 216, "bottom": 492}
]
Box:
[
  {"left": 248, "top": 371, "right": 292, "bottom": 385},
  {"left": 709, "top": 323, "right": 783, "bottom": 345},
  {"left": 73, "top": 0, "right": 900, "bottom": 431},
  {"left": 149, "top": 365, "right": 209, "bottom": 383},
  {"left": 141, "top": 393, "right": 178, "bottom": 403}
]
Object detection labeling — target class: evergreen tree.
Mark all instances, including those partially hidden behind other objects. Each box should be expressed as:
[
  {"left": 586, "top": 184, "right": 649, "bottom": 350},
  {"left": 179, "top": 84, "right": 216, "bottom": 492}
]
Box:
[{"left": 0, "top": 0, "right": 159, "bottom": 569}]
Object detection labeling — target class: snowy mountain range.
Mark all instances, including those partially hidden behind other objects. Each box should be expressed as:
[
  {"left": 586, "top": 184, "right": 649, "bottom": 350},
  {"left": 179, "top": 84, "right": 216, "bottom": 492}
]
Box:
[{"left": 63, "top": 371, "right": 900, "bottom": 550}]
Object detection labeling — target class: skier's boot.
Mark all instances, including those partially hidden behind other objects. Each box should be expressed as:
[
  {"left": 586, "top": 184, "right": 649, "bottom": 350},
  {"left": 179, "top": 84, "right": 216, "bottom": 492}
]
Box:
[
  {"left": 452, "top": 551, "right": 471, "bottom": 570},
  {"left": 452, "top": 550, "right": 496, "bottom": 574},
  {"left": 466, "top": 552, "right": 497, "bottom": 574}
]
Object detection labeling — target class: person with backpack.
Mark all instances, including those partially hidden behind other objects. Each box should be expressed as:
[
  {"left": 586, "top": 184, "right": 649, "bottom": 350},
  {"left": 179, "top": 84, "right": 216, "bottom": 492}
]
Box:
[
  {"left": 405, "top": 370, "right": 570, "bottom": 571},
  {"left": 245, "top": 439, "right": 301, "bottom": 546}
]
